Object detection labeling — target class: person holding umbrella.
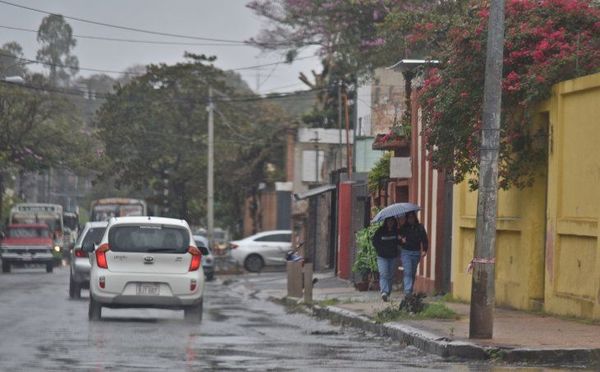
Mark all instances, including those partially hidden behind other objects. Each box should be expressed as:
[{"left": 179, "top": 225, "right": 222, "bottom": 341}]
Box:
[
  {"left": 371, "top": 203, "right": 422, "bottom": 300},
  {"left": 399, "top": 211, "right": 429, "bottom": 296},
  {"left": 372, "top": 217, "right": 402, "bottom": 302}
]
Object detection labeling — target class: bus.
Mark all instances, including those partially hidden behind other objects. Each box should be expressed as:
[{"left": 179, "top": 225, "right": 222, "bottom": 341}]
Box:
[{"left": 90, "top": 198, "right": 147, "bottom": 221}]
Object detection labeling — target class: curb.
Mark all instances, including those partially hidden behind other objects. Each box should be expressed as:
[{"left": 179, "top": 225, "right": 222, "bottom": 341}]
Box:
[{"left": 277, "top": 296, "right": 600, "bottom": 367}]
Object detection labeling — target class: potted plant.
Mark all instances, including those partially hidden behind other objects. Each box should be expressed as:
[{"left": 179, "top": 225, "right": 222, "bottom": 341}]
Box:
[
  {"left": 353, "top": 223, "right": 380, "bottom": 291},
  {"left": 372, "top": 124, "right": 411, "bottom": 151}
]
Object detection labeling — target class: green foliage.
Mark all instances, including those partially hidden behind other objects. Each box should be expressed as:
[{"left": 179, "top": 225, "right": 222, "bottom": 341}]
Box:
[
  {"left": 374, "top": 300, "right": 458, "bottom": 323},
  {"left": 368, "top": 152, "right": 391, "bottom": 193},
  {"left": 419, "top": 0, "right": 600, "bottom": 190},
  {"left": 317, "top": 298, "right": 341, "bottom": 307},
  {"left": 352, "top": 222, "right": 380, "bottom": 275},
  {"left": 0, "top": 41, "right": 27, "bottom": 78},
  {"left": 95, "top": 54, "right": 291, "bottom": 230},
  {"left": 0, "top": 79, "right": 95, "bottom": 173}
]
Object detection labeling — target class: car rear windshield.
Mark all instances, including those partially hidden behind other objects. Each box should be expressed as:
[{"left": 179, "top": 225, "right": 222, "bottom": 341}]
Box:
[
  {"left": 108, "top": 225, "right": 189, "bottom": 253},
  {"left": 81, "top": 227, "right": 106, "bottom": 248}
]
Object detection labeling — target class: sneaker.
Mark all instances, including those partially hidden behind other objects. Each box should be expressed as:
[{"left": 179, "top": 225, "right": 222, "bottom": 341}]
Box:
[{"left": 381, "top": 293, "right": 389, "bottom": 302}]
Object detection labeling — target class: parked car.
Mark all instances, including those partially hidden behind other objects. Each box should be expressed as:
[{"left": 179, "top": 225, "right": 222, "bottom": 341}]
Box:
[
  {"left": 229, "top": 230, "right": 292, "bottom": 272},
  {"left": 194, "top": 227, "right": 230, "bottom": 254},
  {"left": 84, "top": 216, "right": 205, "bottom": 322},
  {"left": 193, "top": 235, "right": 215, "bottom": 281},
  {"left": 0, "top": 224, "right": 57, "bottom": 273},
  {"left": 69, "top": 221, "right": 108, "bottom": 299}
]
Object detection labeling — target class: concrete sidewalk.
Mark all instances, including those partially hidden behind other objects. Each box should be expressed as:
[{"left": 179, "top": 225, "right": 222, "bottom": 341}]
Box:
[{"left": 256, "top": 271, "right": 600, "bottom": 365}]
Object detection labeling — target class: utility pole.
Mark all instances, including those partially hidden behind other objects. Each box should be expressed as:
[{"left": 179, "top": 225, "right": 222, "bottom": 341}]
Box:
[
  {"left": 337, "top": 82, "right": 343, "bottom": 171},
  {"left": 343, "top": 93, "right": 352, "bottom": 178},
  {"left": 207, "top": 87, "right": 215, "bottom": 248},
  {"left": 469, "top": 0, "right": 505, "bottom": 339},
  {"left": 310, "top": 131, "right": 320, "bottom": 183}
]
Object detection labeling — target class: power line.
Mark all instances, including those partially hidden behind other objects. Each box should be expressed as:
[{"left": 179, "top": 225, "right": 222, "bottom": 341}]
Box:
[
  {"left": 229, "top": 55, "right": 316, "bottom": 71},
  {"left": 0, "top": 77, "right": 325, "bottom": 104},
  {"left": 0, "top": 50, "right": 317, "bottom": 78},
  {"left": 0, "top": 0, "right": 247, "bottom": 44},
  {"left": 0, "top": 24, "right": 251, "bottom": 47},
  {"left": 0, "top": 51, "right": 141, "bottom": 76}
]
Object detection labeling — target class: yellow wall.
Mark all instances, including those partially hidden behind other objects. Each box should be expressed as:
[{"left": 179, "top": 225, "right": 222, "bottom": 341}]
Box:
[
  {"left": 544, "top": 73, "right": 600, "bottom": 319},
  {"left": 451, "top": 72, "right": 600, "bottom": 319}
]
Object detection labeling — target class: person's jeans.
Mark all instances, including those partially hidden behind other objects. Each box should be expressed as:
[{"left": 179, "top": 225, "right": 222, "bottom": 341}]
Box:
[
  {"left": 377, "top": 256, "right": 397, "bottom": 295},
  {"left": 401, "top": 250, "right": 422, "bottom": 295}
]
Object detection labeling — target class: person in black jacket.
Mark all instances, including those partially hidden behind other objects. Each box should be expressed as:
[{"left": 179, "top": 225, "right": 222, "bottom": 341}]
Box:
[
  {"left": 372, "top": 217, "right": 400, "bottom": 302},
  {"left": 399, "top": 211, "right": 428, "bottom": 295}
]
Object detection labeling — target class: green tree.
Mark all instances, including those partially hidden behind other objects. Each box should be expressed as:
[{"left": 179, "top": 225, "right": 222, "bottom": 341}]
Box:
[
  {"left": 0, "top": 76, "right": 95, "bottom": 225},
  {"left": 95, "top": 54, "right": 291, "bottom": 229},
  {"left": 0, "top": 41, "right": 28, "bottom": 78},
  {"left": 36, "top": 14, "right": 79, "bottom": 86}
]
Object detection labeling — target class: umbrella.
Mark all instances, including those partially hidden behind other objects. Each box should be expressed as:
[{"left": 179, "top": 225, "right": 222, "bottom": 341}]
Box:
[{"left": 371, "top": 202, "right": 421, "bottom": 223}]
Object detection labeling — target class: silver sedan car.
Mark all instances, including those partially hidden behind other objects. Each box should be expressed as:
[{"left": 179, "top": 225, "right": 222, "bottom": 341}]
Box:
[
  {"left": 69, "top": 221, "right": 108, "bottom": 298},
  {"left": 193, "top": 235, "right": 215, "bottom": 281}
]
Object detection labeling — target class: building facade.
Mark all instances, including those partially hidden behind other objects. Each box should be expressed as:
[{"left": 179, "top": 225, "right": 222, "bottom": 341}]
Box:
[{"left": 451, "top": 72, "right": 600, "bottom": 320}]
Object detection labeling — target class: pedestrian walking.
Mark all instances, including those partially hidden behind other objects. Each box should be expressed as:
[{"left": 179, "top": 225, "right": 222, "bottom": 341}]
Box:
[
  {"left": 372, "top": 217, "right": 400, "bottom": 302},
  {"left": 399, "top": 211, "right": 428, "bottom": 296}
]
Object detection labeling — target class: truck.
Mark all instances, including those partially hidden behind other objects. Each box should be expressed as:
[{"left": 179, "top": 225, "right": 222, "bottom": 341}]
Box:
[
  {"left": 0, "top": 224, "right": 57, "bottom": 273},
  {"left": 90, "top": 198, "right": 147, "bottom": 221}
]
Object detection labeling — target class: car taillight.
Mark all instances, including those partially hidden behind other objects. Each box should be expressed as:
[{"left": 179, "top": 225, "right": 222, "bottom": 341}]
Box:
[
  {"left": 74, "top": 249, "right": 87, "bottom": 258},
  {"left": 96, "top": 243, "right": 109, "bottom": 269},
  {"left": 188, "top": 246, "right": 202, "bottom": 271},
  {"left": 230, "top": 243, "right": 238, "bottom": 249},
  {"left": 99, "top": 276, "right": 106, "bottom": 289}
]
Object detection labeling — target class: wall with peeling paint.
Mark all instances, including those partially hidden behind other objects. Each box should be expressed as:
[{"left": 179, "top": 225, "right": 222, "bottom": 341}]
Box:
[
  {"left": 451, "top": 72, "right": 600, "bottom": 320},
  {"left": 543, "top": 73, "right": 600, "bottom": 320}
]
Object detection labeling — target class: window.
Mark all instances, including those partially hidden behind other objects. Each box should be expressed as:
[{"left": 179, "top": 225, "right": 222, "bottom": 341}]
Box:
[
  {"left": 109, "top": 225, "right": 189, "bottom": 253},
  {"left": 255, "top": 233, "right": 291, "bottom": 243},
  {"left": 81, "top": 227, "right": 107, "bottom": 248},
  {"left": 302, "top": 150, "right": 324, "bottom": 183}
]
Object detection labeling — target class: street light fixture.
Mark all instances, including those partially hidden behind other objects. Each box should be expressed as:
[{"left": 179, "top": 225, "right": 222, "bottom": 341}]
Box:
[
  {"left": 387, "top": 59, "right": 440, "bottom": 73},
  {"left": 387, "top": 59, "right": 440, "bottom": 126}
]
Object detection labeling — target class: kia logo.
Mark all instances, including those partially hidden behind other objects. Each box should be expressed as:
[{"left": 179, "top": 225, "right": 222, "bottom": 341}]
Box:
[{"left": 144, "top": 256, "right": 154, "bottom": 264}]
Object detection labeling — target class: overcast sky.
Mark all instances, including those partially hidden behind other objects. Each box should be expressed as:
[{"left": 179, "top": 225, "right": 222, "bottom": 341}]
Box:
[{"left": 0, "top": 0, "right": 321, "bottom": 94}]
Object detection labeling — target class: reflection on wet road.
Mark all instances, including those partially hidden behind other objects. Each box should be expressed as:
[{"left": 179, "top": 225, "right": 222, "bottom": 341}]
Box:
[{"left": 0, "top": 267, "right": 585, "bottom": 371}]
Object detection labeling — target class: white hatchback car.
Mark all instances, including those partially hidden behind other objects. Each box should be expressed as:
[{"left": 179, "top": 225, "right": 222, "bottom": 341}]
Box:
[
  {"left": 229, "top": 230, "right": 291, "bottom": 272},
  {"left": 84, "top": 217, "right": 205, "bottom": 322}
]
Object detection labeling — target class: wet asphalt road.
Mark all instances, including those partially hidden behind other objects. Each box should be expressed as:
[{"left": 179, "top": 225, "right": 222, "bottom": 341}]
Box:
[{"left": 0, "top": 266, "right": 584, "bottom": 371}]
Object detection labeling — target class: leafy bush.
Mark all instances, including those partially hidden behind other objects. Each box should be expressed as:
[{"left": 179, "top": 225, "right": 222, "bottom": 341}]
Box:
[
  {"left": 352, "top": 223, "right": 380, "bottom": 276},
  {"left": 368, "top": 152, "right": 391, "bottom": 193}
]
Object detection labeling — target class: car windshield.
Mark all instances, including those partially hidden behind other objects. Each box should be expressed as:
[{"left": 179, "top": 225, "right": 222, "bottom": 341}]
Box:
[
  {"left": 81, "top": 227, "right": 106, "bottom": 248},
  {"left": 109, "top": 225, "right": 189, "bottom": 253},
  {"left": 7, "top": 227, "right": 49, "bottom": 238}
]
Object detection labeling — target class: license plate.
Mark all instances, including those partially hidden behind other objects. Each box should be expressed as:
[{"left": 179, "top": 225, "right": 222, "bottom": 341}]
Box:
[
  {"left": 136, "top": 283, "right": 160, "bottom": 296},
  {"left": 21, "top": 254, "right": 32, "bottom": 261}
]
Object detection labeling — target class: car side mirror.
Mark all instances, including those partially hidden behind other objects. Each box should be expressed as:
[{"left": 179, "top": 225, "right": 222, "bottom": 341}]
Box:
[
  {"left": 82, "top": 241, "right": 95, "bottom": 252},
  {"left": 0, "top": 231, "right": 5, "bottom": 240}
]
